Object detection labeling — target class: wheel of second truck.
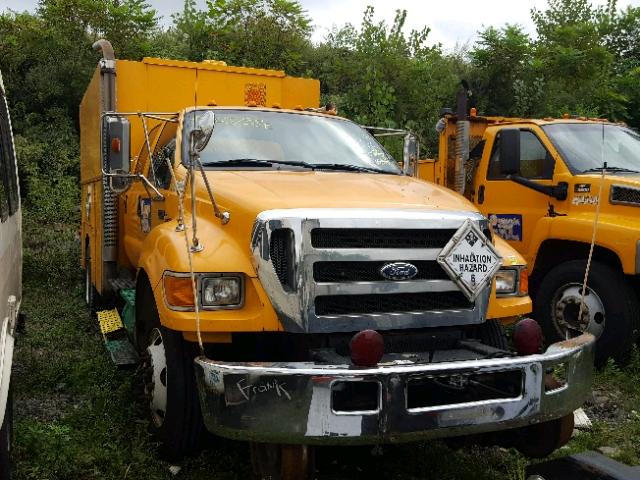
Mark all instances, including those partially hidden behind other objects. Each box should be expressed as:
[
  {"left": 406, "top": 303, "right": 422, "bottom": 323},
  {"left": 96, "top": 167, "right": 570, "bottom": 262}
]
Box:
[
  {"left": 251, "top": 443, "right": 315, "bottom": 480},
  {"left": 534, "top": 260, "right": 639, "bottom": 367},
  {"left": 138, "top": 281, "right": 204, "bottom": 460},
  {"left": 0, "top": 387, "right": 14, "bottom": 479}
]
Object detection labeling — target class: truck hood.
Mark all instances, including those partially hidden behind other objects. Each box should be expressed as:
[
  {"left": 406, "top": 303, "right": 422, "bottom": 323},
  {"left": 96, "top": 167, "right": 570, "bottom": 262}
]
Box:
[
  {"left": 572, "top": 174, "right": 640, "bottom": 205},
  {"left": 205, "top": 170, "right": 478, "bottom": 218}
]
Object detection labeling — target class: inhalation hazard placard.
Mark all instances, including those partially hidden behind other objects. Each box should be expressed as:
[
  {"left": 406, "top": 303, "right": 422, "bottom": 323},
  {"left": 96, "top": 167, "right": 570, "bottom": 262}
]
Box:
[{"left": 437, "top": 220, "right": 502, "bottom": 301}]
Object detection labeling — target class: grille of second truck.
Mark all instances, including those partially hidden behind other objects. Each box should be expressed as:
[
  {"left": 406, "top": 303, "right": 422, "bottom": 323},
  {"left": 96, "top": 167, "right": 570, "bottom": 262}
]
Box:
[
  {"left": 611, "top": 185, "right": 640, "bottom": 205},
  {"left": 310, "top": 228, "right": 457, "bottom": 249}
]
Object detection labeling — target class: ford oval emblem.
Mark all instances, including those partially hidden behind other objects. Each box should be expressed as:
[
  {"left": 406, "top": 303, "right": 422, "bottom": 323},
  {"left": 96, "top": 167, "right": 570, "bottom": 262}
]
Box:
[{"left": 379, "top": 262, "right": 418, "bottom": 281}]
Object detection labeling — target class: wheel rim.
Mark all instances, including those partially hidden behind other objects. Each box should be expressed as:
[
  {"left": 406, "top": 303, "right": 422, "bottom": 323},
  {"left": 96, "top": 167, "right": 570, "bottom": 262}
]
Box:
[
  {"left": 146, "top": 328, "right": 168, "bottom": 428},
  {"left": 552, "top": 283, "right": 606, "bottom": 339}
]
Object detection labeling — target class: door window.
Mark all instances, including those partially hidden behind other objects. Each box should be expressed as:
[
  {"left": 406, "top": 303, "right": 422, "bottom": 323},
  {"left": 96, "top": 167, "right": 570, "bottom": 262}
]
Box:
[
  {"left": 0, "top": 91, "right": 18, "bottom": 220},
  {"left": 151, "top": 138, "right": 176, "bottom": 190},
  {"left": 488, "top": 130, "right": 554, "bottom": 180}
]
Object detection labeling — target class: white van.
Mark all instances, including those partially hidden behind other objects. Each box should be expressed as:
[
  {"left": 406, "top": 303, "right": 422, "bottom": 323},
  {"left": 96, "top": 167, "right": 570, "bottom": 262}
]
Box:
[{"left": 0, "top": 70, "right": 21, "bottom": 478}]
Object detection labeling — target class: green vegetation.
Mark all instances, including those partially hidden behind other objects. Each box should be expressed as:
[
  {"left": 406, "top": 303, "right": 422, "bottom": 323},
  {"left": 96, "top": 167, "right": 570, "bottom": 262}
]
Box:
[
  {"left": 12, "top": 212, "right": 640, "bottom": 478},
  {"left": 5, "top": 0, "right": 640, "bottom": 477},
  {"left": 3, "top": 0, "right": 640, "bottom": 221}
]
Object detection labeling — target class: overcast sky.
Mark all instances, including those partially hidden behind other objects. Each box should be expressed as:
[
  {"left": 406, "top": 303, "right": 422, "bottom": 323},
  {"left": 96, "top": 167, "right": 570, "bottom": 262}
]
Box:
[{"left": 2, "top": 0, "right": 640, "bottom": 50}]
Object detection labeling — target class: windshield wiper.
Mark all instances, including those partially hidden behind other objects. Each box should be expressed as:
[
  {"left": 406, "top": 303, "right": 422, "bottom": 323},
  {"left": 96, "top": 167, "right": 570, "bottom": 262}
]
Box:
[
  {"left": 306, "top": 163, "right": 391, "bottom": 174},
  {"left": 201, "top": 159, "right": 315, "bottom": 169},
  {"left": 582, "top": 166, "right": 640, "bottom": 174},
  {"left": 201, "top": 159, "right": 392, "bottom": 174}
]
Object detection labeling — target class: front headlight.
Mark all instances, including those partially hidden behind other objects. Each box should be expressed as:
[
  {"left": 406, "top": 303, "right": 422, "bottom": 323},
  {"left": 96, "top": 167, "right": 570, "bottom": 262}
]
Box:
[
  {"left": 164, "top": 272, "right": 244, "bottom": 310},
  {"left": 495, "top": 267, "right": 528, "bottom": 296},
  {"left": 496, "top": 269, "right": 517, "bottom": 295},
  {"left": 202, "top": 276, "right": 243, "bottom": 307}
]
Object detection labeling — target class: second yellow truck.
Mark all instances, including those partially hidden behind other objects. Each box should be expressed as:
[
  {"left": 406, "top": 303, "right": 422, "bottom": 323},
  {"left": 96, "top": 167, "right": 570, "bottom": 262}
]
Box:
[{"left": 414, "top": 85, "right": 640, "bottom": 366}]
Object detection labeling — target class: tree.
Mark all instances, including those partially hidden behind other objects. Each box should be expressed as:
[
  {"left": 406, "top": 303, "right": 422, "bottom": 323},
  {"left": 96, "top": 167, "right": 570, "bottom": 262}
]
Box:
[
  {"left": 205, "top": 0, "right": 313, "bottom": 73},
  {"left": 470, "top": 25, "right": 541, "bottom": 116}
]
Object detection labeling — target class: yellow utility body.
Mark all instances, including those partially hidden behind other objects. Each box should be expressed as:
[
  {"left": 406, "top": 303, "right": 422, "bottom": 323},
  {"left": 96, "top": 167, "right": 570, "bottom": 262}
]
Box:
[
  {"left": 417, "top": 105, "right": 640, "bottom": 365},
  {"left": 79, "top": 43, "right": 594, "bottom": 473}
]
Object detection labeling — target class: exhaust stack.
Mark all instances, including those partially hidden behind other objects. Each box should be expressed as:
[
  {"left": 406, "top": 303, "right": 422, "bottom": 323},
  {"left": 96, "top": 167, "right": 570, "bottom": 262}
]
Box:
[{"left": 454, "top": 84, "right": 470, "bottom": 195}]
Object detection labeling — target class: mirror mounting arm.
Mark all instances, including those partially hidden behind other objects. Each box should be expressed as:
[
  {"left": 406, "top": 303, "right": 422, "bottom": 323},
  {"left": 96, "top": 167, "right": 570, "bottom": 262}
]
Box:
[
  {"left": 103, "top": 170, "right": 164, "bottom": 200},
  {"left": 507, "top": 175, "right": 568, "bottom": 201}
]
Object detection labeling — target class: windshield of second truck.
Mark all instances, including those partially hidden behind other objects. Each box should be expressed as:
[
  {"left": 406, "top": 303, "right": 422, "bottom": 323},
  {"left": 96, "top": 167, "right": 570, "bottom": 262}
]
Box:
[
  {"left": 183, "top": 109, "right": 401, "bottom": 174},
  {"left": 543, "top": 123, "right": 640, "bottom": 173}
]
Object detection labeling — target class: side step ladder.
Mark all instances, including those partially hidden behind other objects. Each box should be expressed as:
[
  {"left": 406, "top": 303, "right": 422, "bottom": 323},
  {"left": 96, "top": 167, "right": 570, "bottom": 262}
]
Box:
[{"left": 97, "top": 308, "right": 139, "bottom": 366}]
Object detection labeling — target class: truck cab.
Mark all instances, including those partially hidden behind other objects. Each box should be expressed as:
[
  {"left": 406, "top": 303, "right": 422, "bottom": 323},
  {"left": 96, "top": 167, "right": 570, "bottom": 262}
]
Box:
[
  {"left": 81, "top": 42, "right": 594, "bottom": 477},
  {"left": 418, "top": 109, "right": 640, "bottom": 366},
  {"left": 0, "top": 70, "right": 22, "bottom": 477}
]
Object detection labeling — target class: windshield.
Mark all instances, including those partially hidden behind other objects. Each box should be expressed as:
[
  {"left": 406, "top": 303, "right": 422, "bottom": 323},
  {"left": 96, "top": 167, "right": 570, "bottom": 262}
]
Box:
[
  {"left": 182, "top": 109, "right": 401, "bottom": 174},
  {"left": 542, "top": 123, "right": 640, "bottom": 173}
]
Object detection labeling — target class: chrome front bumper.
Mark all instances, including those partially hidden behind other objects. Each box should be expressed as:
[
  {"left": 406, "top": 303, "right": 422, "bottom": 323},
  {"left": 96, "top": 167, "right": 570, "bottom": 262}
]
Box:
[{"left": 194, "top": 333, "right": 594, "bottom": 445}]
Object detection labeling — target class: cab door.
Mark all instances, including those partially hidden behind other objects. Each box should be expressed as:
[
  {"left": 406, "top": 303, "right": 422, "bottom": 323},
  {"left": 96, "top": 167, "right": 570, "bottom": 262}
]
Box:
[
  {"left": 473, "top": 126, "right": 557, "bottom": 264},
  {"left": 122, "top": 122, "right": 177, "bottom": 267}
]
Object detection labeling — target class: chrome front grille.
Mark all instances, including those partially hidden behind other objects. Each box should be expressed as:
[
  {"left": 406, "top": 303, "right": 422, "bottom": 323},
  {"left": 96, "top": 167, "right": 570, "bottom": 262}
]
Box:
[
  {"left": 310, "top": 228, "right": 457, "bottom": 249},
  {"left": 313, "top": 260, "right": 449, "bottom": 282},
  {"left": 251, "top": 208, "right": 490, "bottom": 333},
  {"left": 314, "top": 291, "right": 472, "bottom": 316}
]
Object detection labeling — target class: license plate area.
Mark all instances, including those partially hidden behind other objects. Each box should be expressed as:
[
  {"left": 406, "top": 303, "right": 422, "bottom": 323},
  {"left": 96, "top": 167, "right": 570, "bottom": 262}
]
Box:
[
  {"left": 406, "top": 369, "right": 523, "bottom": 411},
  {"left": 331, "top": 380, "right": 381, "bottom": 414}
]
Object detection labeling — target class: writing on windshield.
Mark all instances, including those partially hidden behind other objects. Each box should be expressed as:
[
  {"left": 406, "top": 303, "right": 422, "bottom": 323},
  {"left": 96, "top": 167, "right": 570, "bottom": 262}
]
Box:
[{"left": 182, "top": 109, "right": 401, "bottom": 174}]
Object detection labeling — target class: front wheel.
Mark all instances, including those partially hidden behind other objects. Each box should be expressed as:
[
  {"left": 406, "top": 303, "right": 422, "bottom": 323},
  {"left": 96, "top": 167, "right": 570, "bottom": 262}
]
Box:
[
  {"left": 534, "top": 260, "right": 639, "bottom": 366},
  {"left": 138, "top": 281, "right": 204, "bottom": 460}
]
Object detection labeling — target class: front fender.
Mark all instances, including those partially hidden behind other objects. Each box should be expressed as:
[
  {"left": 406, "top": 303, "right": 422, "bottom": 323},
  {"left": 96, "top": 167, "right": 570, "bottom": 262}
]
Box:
[
  {"left": 138, "top": 219, "right": 256, "bottom": 291},
  {"left": 530, "top": 213, "right": 635, "bottom": 274},
  {"left": 137, "top": 219, "right": 283, "bottom": 334}
]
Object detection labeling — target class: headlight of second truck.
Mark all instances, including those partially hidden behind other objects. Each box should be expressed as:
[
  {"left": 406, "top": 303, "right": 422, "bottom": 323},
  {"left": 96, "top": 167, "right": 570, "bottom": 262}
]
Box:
[{"left": 163, "top": 272, "right": 244, "bottom": 310}]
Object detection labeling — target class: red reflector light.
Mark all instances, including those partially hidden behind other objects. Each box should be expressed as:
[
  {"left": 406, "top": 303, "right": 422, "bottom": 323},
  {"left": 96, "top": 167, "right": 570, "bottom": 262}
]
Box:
[
  {"left": 349, "top": 330, "right": 384, "bottom": 367},
  {"left": 111, "top": 137, "right": 121, "bottom": 153},
  {"left": 513, "top": 318, "right": 543, "bottom": 355}
]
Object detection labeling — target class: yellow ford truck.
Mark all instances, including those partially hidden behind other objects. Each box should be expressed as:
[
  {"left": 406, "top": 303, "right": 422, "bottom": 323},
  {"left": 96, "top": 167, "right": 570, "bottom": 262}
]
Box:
[
  {"left": 414, "top": 87, "right": 640, "bottom": 366},
  {"left": 81, "top": 41, "right": 593, "bottom": 477}
]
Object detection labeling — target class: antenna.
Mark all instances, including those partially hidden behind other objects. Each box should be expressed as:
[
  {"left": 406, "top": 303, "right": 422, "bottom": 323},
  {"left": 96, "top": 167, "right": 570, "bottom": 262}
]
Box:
[{"left": 577, "top": 122, "right": 606, "bottom": 337}]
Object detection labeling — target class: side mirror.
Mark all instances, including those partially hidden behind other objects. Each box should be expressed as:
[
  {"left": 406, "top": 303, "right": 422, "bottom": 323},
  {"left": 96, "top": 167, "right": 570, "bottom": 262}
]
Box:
[
  {"left": 104, "top": 116, "right": 131, "bottom": 173},
  {"left": 499, "top": 128, "right": 521, "bottom": 176},
  {"left": 103, "top": 115, "right": 131, "bottom": 193},
  {"left": 403, "top": 133, "right": 419, "bottom": 176},
  {"left": 188, "top": 110, "right": 215, "bottom": 159}
]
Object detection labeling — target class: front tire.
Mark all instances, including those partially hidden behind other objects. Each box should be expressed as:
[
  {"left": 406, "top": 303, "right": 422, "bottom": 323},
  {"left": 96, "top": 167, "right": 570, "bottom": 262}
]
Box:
[
  {"left": 534, "top": 260, "right": 639, "bottom": 366},
  {"left": 138, "top": 281, "right": 204, "bottom": 460}
]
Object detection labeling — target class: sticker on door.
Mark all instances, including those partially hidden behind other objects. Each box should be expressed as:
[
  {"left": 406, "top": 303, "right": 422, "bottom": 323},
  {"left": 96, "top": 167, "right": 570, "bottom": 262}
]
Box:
[{"left": 488, "top": 214, "right": 523, "bottom": 242}]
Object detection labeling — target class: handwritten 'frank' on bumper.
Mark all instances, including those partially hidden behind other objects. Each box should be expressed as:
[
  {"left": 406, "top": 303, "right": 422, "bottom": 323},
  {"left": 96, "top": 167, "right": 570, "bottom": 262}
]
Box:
[{"left": 236, "top": 378, "right": 292, "bottom": 401}]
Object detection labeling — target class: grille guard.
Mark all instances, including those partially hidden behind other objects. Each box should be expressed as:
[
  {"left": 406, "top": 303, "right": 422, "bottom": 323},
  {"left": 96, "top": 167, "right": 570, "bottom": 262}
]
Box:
[{"left": 250, "top": 208, "right": 491, "bottom": 333}]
